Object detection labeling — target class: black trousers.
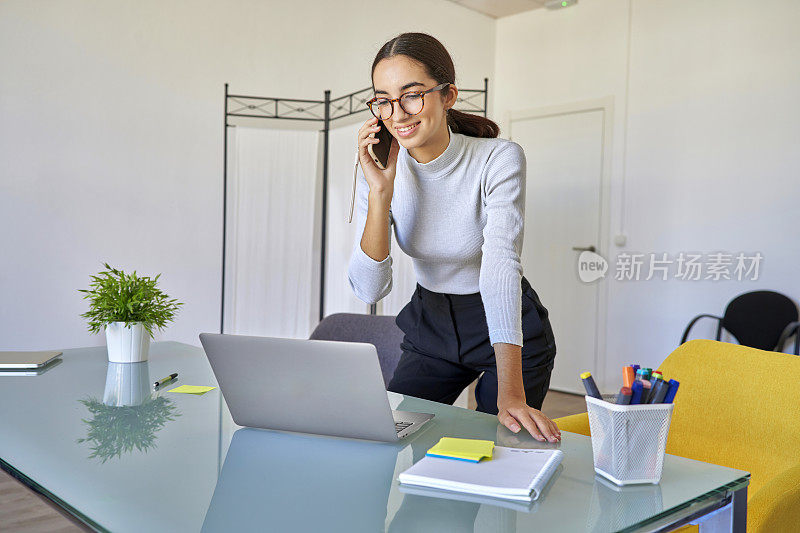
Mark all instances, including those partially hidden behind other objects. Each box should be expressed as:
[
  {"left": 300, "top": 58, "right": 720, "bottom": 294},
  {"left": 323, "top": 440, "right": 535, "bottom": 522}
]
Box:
[{"left": 387, "top": 275, "right": 557, "bottom": 415}]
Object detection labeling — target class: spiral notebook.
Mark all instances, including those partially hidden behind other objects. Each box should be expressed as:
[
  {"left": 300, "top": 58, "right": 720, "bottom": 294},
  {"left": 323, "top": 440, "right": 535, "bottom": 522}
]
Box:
[{"left": 398, "top": 446, "right": 564, "bottom": 502}]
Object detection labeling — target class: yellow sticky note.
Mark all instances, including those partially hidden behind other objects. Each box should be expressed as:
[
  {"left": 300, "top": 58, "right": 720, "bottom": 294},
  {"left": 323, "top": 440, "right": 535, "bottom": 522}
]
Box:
[
  {"left": 168, "top": 385, "right": 217, "bottom": 395},
  {"left": 426, "top": 437, "right": 495, "bottom": 462}
]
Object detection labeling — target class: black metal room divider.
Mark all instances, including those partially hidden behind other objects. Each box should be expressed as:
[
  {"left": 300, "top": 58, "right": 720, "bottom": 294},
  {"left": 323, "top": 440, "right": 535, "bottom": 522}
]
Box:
[{"left": 220, "top": 79, "right": 489, "bottom": 334}]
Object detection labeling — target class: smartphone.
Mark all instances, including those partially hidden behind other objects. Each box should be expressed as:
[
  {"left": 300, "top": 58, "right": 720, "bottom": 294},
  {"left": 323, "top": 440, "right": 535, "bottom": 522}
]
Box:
[{"left": 367, "top": 119, "right": 394, "bottom": 170}]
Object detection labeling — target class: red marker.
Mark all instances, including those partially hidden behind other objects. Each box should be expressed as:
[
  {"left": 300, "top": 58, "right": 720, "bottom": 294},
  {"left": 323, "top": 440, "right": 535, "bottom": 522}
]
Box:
[{"left": 616, "top": 386, "right": 632, "bottom": 405}]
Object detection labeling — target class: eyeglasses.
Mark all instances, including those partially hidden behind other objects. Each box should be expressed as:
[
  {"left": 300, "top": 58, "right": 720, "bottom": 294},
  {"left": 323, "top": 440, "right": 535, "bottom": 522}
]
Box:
[{"left": 366, "top": 82, "right": 450, "bottom": 121}]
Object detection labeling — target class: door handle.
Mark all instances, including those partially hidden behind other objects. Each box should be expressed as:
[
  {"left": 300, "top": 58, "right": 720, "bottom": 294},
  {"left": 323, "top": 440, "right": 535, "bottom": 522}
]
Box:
[{"left": 572, "top": 245, "right": 596, "bottom": 253}]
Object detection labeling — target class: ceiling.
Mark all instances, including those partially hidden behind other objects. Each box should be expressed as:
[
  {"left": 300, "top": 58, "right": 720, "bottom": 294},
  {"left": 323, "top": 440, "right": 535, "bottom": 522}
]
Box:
[{"left": 443, "top": 0, "right": 550, "bottom": 19}]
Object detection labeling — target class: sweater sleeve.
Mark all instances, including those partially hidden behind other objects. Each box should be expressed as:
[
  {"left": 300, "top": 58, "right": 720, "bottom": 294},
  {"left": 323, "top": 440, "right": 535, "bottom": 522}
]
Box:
[
  {"left": 346, "top": 163, "right": 393, "bottom": 304},
  {"left": 479, "top": 141, "right": 526, "bottom": 347}
]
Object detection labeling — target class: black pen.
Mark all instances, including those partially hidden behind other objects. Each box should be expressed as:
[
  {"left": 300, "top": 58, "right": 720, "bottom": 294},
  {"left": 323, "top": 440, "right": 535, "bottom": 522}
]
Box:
[{"left": 154, "top": 373, "right": 178, "bottom": 388}]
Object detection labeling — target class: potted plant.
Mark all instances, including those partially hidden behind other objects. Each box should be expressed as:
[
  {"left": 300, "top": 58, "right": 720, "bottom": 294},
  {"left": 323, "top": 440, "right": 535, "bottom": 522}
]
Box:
[{"left": 78, "top": 262, "right": 183, "bottom": 363}]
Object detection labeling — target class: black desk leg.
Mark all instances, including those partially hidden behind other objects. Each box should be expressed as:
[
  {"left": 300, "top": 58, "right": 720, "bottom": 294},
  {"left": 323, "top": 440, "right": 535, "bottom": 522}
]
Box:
[{"left": 732, "top": 486, "right": 748, "bottom": 532}]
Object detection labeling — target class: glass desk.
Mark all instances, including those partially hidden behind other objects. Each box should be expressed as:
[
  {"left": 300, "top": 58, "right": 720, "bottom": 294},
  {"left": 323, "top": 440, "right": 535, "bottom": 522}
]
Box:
[{"left": 0, "top": 341, "right": 749, "bottom": 532}]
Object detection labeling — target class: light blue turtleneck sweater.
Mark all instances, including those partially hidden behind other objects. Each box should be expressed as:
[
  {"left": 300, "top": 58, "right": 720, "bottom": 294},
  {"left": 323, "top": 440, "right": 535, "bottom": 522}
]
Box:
[{"left": 347, "top": 125, "right": 527, "bottom": 347}]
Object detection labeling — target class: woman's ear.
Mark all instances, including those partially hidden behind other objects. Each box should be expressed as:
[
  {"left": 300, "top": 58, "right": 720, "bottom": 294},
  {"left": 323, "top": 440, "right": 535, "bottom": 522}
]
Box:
[{"left": 445, "top": 85, "right": 458, "bottom": 111}]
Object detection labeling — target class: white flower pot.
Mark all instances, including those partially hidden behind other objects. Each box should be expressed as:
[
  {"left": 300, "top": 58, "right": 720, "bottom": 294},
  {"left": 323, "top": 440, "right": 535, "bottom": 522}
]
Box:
[
  {"left": 105, "top": 321, "right": 151, "bottom": 363},
  {"left": 103, "top": 362, "right": 151, "bottom": 406}
]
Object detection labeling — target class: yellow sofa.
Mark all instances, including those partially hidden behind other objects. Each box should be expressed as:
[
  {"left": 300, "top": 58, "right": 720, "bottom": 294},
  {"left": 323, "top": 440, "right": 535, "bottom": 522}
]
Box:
[{"left": 554, "top": 339, "right": 800, "bottom": 532}]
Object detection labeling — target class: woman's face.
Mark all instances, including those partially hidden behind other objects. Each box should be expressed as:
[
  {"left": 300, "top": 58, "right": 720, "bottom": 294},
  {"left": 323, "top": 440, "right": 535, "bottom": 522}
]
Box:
[{"left": 372, "top": 56, "right": 455, "bottom": 150}]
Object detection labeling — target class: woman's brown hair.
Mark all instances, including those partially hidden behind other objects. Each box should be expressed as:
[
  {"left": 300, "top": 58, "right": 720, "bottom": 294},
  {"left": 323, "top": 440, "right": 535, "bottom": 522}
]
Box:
[{"left": 371, "top": 32, "right": 500, "bottom": 139}]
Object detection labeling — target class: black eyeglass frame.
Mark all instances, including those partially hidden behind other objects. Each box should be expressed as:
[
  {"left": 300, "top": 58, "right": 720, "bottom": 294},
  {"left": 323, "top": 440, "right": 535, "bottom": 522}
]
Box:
[{"left": 366, "top": 82, "right": 451, "bottom": 120}]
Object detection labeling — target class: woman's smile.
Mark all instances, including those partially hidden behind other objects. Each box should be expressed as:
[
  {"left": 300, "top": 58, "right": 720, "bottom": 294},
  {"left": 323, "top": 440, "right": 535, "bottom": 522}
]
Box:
[{"left": 396, "top": 121, "right": 420, "bottom": 137}]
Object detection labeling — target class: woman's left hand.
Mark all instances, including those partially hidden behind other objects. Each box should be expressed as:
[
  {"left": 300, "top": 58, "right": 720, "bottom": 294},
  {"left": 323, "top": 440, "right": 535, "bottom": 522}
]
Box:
[{"left": 497, "top": 394, "right": 561, "bottom": 443}]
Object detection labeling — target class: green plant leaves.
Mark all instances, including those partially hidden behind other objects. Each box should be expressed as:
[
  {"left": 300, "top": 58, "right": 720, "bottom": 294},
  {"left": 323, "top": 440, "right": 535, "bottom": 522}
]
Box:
[{"left": 77, "top": 262, "right": 185, "bottom": 337}]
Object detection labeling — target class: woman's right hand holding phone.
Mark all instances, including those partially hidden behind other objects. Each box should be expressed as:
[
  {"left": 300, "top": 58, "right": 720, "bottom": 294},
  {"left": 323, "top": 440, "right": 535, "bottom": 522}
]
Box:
[{"left": 358, "top": 117, "right": 399, "bottom": 200}]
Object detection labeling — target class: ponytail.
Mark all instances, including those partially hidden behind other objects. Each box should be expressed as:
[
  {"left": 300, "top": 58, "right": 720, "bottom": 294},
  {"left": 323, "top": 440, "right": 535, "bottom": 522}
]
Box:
[{"left": 447, "top": 108, "right": 500, "bottom": 139}]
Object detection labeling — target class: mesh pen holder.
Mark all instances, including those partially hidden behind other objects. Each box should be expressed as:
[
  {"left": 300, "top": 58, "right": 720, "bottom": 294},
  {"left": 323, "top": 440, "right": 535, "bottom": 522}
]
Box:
[{"left": 585, "top": 395, "right": 674, "bottom": 485}]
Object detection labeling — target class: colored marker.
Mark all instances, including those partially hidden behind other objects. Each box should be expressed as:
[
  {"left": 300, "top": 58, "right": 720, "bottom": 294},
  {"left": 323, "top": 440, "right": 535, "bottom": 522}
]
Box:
[
  {"left": 648, "top": 374, "right": 662, "bottom": 401},
  {"left": 581, "top": 371, "right": 603, "bottom": 399},
  {"left": 630, "top": 364, "right": 640, "bottom": 374},
  {"left": 641, "top": 368, "right": 652, "bottom": 381},
  {"left": 649, "top": 379, "right": 669, "bottom": 403},
  {"left": 652, "top": 371, "right": 663, "bottom": 382},
  {"left": 616, "top": 386, "right": 632, "bottom": 405},
  {"left": 623, "top": 366, "right": 635, "bottom": 388},
  {"left": 635, "top": 369, "right": 645, "bottom": 383},
  {"left": 663, "top": 379, "right": 680, "bottom": 403},
  {"left": 153, "top": 373, "right": 178, "bottom": 388},
  {"left": 630, "top": 381, "right": 644, "bottom": 404},
  {"left": 642, "top": 379, "right": 652, "bottom": 402}
]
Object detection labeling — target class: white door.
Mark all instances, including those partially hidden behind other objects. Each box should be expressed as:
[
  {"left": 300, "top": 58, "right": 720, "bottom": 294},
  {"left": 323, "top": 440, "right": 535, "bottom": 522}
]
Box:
[{"left": 510, "top": 109, "right": 606, "bottom": 394}]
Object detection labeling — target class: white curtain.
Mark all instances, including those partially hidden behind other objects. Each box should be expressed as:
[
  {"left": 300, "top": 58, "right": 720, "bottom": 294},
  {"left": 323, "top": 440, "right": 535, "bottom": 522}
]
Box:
[
  {"left": 224, "top": 126, "right": 321, "bottom": 339},
  {"left": 223, "top": 120, "right": 417, "bottom": 342},
  {"left": 326, "top": 121, "right": 418, "bottom": 318}
]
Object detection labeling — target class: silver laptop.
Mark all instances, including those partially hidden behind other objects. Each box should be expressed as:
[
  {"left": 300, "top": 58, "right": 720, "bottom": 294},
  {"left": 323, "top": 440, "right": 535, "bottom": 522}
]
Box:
[
  {"left": 198, "top": 333, "right": 433, "bottom": 442},
  {"left": 0, "top": 350, "right": 62, "bottom": 370}
]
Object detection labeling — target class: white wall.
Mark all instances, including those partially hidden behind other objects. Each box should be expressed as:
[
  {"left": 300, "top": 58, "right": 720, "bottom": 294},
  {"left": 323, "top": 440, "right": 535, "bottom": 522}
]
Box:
[
  {"left": 3, "top": 0, "right": 798, "bottom": 391},
  {"left": 0, "top": 0, "right": 495, "bottom": 349},
  {"left": 495, "top": 0, "right": 800, "bottom": 390}
]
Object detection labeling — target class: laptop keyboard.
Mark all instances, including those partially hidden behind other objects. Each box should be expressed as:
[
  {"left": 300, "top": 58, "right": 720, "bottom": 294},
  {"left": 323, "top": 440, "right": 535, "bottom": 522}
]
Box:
[{"left": 395, "top": 421, "right": 413, "bottom": 434}]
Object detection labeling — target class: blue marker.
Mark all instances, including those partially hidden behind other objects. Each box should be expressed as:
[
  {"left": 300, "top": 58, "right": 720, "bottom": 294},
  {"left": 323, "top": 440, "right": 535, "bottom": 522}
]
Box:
[
  {"left": 663, "top": 379, "right": 680, "bottom": 403},
  {"left": 630, "top": 381, "right": 644, "bottom": 404}
]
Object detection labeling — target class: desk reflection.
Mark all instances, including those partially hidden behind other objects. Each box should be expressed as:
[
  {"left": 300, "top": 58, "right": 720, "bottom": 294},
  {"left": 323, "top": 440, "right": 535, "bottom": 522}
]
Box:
[
  {"left": 203, "top": 399, "right": 563, "bottom": 532},
  {"left": 76, "top": 361, "right": 179, "bottom": 463},
  {"left": 587, "top": 475, "right": 663, "bottom": 532},
  {"left": 201, "top": 427, "right": 398, "bottom": 532}
]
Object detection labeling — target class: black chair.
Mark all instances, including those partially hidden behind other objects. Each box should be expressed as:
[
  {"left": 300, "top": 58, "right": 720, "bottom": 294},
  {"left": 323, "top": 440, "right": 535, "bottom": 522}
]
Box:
[
  {"left": 681, "top": 290, "right": 800, "bottom": 354},
  {"left": 309, "top": 312, "right": 404, "bottom": 386}
]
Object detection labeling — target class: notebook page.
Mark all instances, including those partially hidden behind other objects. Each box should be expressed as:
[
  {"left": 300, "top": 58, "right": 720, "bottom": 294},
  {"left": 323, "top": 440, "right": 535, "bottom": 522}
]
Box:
[{"left": 398, "top": 446, "right": 563, "bottom": 501}]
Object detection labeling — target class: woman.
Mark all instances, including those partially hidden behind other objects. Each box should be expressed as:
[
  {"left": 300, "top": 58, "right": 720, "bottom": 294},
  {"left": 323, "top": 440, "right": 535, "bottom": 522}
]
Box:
[{"left": 347, "top": 32, "right": 560, "bottom": 443}]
